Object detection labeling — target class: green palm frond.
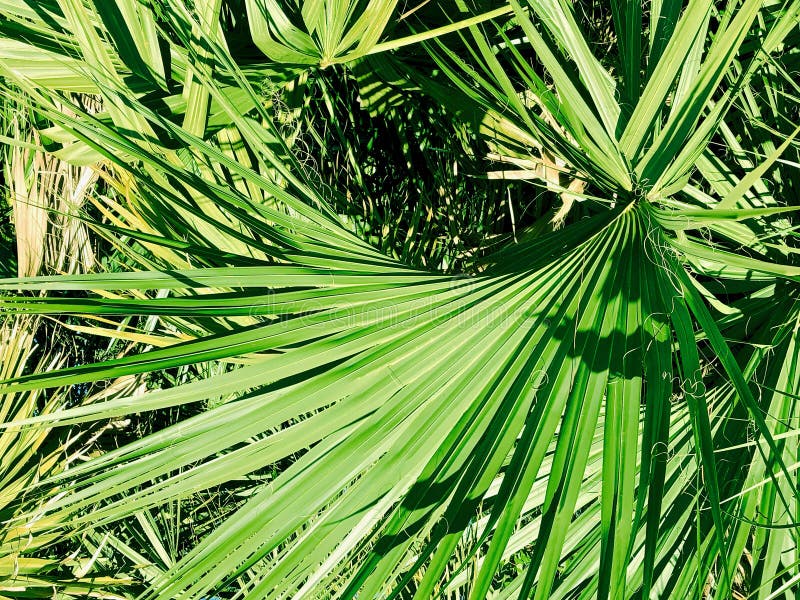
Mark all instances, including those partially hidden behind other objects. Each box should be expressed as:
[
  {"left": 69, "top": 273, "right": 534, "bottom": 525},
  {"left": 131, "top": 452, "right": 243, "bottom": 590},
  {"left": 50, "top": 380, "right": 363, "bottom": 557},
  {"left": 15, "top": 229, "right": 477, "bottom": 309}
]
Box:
[{"left": 1, "top": 1, "right": 799, "bottom": 599}]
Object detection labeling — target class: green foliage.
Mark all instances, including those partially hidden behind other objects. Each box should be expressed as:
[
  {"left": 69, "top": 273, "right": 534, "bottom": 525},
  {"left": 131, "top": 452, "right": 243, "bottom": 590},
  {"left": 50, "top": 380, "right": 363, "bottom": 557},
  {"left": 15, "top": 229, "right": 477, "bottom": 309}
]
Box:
[
  {"left": 0, "top": 1, "right": 799, "bottom": 599},
  {"left": 0, "top": 205, "right": 15, "bottom": 279}
]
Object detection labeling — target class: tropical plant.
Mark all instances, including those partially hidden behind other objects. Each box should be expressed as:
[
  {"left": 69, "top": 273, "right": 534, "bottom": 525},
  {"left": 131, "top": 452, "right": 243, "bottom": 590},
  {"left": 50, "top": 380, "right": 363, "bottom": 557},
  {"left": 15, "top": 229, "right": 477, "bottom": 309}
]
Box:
[
  {"left": 0, "top": 107, "right": 132, "bottom": 596},
  {"left": 1, "top": 1, "right": 800, "bottom": 599}
]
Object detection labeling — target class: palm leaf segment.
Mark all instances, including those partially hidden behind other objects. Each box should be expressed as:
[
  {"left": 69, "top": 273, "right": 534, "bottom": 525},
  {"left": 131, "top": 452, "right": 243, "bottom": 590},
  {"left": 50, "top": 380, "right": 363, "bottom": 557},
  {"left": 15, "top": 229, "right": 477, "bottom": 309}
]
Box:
[
  {"left": 1, "top": 0, "right": 800, "bottom": 598},
  {"left": 246, "top": 0, "right": 398, "bottom": 66}
]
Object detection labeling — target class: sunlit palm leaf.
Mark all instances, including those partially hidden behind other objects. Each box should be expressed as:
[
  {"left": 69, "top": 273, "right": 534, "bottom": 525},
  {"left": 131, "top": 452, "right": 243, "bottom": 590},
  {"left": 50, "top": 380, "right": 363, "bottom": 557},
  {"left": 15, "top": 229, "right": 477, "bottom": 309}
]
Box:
[{"left": 1, "top": 1, "right": 799, "bottom": 599}]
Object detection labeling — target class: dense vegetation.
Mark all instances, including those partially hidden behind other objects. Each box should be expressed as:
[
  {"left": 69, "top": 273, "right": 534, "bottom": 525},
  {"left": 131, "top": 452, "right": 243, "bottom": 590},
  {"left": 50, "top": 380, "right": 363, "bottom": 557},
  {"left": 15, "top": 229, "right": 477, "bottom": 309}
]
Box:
[{"left": 1, "top": 1, "right": 799, "bottom": 598}]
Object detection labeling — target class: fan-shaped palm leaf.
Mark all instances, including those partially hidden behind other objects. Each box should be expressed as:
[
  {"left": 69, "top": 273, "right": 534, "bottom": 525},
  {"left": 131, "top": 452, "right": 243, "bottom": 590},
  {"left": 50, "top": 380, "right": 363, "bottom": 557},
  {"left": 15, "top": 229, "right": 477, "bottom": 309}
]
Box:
[{"left": 1, "top": 1, "right": 799, "bottom": 599}]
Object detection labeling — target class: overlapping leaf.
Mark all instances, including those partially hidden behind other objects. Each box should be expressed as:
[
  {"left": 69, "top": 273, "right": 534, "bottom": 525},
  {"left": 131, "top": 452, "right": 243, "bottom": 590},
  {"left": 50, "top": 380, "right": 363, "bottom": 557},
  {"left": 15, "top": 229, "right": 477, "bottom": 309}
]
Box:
[{"left": 0, "top": 1, "right": 799, "bottom": 599}]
